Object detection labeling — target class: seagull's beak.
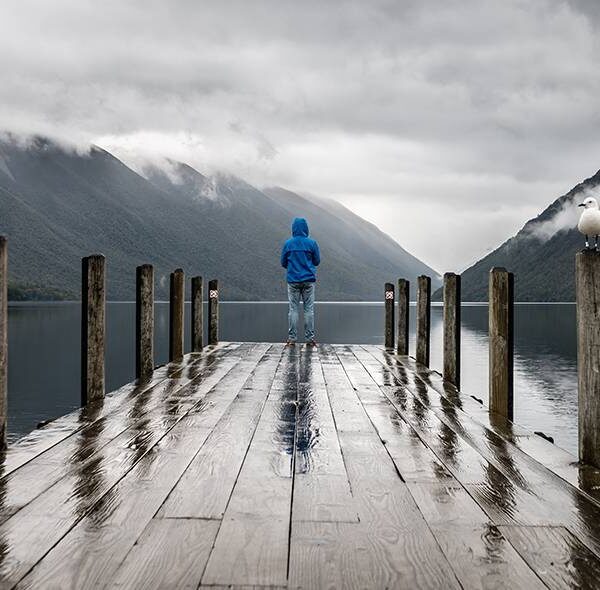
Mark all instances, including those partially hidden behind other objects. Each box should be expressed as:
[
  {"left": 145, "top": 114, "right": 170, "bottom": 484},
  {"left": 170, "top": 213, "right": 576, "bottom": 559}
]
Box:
[{"left": 579, "top": 203, "right": 586, "bottom": 207}]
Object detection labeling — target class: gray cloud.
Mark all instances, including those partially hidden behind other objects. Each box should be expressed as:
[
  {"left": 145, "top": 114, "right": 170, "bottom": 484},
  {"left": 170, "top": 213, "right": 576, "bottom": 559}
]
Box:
[{"left": 2, "top": 0, "right": 600, "bottom": 271}]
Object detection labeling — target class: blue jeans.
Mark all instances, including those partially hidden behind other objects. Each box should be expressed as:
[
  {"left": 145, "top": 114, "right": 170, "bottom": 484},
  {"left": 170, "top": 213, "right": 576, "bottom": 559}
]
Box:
[{"left": 288, "top": 282, "right": 315, "bottom": 341}]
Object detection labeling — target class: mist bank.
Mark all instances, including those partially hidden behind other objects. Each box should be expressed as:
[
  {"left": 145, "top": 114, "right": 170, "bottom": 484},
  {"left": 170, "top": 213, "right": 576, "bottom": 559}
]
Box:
[
  {"left": 0, "top": 135, "right": 440, "bottom": 301},
  {"left": 436, "top": 168, "right": 600, "bottom": 302}
]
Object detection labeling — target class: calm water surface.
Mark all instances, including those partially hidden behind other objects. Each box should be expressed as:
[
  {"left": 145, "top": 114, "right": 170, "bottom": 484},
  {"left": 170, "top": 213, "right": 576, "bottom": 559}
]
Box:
[{"left": 7, "top": 302, "right": 578, "bottom": 453}]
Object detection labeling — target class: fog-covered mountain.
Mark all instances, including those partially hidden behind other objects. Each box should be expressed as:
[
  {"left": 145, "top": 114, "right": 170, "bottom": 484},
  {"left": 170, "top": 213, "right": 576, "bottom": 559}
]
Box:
[
  {"left": 440, "top": 170, "right": 600, "bottom": 301},
  {"left": 0, "top": 136, "right": 440, "bottom": 300}
]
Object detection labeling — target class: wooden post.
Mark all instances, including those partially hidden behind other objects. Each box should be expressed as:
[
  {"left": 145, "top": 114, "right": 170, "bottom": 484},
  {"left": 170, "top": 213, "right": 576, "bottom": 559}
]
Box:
[
  {"left": 576, "top": 251, "right": 600, "bottom": 466},
  {"left": 208, "top": 279, "right": 219, "bottom": 345},
  {"left": 0, "top": 237, "right": 7, "bottom": 448},
  {"left": 191, "top": 276, "right": 203, "bottom": 352},
  {"left": 443, "top": 272, "right": 461, "bottom": 388},
  {"left": 416, "top": 275, "right": 431, "bottom": 366},
  {"left": 397, "top": 278, "right": 410, "bottom": 355},
  {"left": 169, "top": 269, "right": 184, "bottom": 362},
  {"left": 81, "top": 254, "right": 105, "bottom": 405},
  {"left": 384, "top": 283, "right": 395, "bottom": 349},
  {"left": 135, "top": 264, "right": 154, "bottom": 382},
  {"left": 489, "top": 267, "right": 514, "bottom": 420}
]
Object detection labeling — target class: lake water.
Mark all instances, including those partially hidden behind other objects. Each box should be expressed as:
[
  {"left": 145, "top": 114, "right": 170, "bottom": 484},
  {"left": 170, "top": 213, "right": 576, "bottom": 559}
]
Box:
[{"left": 7, "top": 302, "right": 578, "bottom": 454}]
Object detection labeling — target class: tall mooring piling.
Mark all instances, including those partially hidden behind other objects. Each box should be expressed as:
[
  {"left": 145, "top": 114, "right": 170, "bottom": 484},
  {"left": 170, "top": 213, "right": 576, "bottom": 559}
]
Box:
[
  {"left": 81, "top": 254, "right": 106, "bottom": 405},
  {"left": 576, "top": 250, "right": 600, "bottom": 467}
]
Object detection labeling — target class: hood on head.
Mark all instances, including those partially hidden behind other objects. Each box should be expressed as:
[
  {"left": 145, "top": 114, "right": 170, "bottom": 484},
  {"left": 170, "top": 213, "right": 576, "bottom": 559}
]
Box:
[{"left": 292, "top": 217, "right": 309, "bottom": 237}]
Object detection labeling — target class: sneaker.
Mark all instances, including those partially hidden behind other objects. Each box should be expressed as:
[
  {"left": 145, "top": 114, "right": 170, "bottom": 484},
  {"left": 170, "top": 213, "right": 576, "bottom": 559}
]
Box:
[
  {"left": 306, "top": 340, "right": 318, "bottom": 348},
  {"left": 286, "top": 340, "right": 296, "bottom": 346}
]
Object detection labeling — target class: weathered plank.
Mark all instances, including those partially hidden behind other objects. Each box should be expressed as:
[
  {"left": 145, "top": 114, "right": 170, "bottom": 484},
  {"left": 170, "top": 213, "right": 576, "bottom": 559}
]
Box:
[
  {"left": 160, "top": 345, "right": 284, "bottom": 518},
  {"left": 499, "top": 524, "right": 600, "bottom": 590},
  {"left": 363, "top": 345, "right": 600, "bottom": 558},
  {"left": 408, "top": 483, "right": 546, "bottom": 589},
  {"left": 296, "top": 346, "right": 461, "bottom": 589},
  {"left": 109, "top": 519, "right": 219, "bottom": 589},
  {"left": 201, "top": 348, "right": 297, "bottom": 587},
  {"left": 293, "top": 348, "right": 357, "bottom": 522},
  {"left": 1, "top": 345, "right": 264, "bottom": 588}
]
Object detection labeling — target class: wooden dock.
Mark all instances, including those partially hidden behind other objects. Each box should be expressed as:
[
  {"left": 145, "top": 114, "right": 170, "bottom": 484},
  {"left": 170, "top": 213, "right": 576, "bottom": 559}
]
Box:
[{"left": 2, "top": 342, "right": 600, "bottom": 589}]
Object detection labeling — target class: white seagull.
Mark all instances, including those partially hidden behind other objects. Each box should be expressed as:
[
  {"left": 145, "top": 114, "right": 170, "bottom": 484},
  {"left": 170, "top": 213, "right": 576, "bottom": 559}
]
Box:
[{"left": 578, "top": 197, "right": 600, "bottom": 249}]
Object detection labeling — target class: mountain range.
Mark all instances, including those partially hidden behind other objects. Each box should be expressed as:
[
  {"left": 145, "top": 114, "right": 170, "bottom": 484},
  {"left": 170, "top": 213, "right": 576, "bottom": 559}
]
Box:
[
  {"left": 441, "top": 170, "right": 600, "bottom": 301},
  {"left": 0, "top": 136, "right": 441, "bottom": 301}
]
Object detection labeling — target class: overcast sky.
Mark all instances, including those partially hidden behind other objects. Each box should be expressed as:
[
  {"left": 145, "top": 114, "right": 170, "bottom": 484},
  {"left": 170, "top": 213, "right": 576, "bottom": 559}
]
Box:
[{"left": 2, "top": 0, "right": 600, "bottom": 271}]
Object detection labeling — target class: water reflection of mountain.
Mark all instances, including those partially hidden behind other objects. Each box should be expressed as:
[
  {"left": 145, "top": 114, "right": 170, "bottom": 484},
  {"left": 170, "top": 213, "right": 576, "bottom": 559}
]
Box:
[
  {"left": 457, "top": 304, "right": 577, "bottom": 453},
  {"left": 460, "top": 304, "right": 576, "bottom": 363}
]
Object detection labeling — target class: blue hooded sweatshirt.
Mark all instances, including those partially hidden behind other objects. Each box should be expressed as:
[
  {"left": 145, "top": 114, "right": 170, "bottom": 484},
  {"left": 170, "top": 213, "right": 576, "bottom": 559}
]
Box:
[{"left": 280, "top": 218, "right": 321, "bottom": 283}]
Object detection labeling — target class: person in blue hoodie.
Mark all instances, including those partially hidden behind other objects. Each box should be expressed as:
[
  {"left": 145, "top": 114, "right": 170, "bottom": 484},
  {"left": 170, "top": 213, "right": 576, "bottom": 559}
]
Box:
[{"left": 280, "top": 217, "right": 321, "bottom": 346}]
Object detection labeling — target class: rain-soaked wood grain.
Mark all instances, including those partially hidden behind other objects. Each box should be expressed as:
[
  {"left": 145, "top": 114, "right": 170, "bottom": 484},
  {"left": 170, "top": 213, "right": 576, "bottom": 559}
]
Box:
[
  {"left": 408, "top": 483, "right": 546, "bottom": 589},
  {"left": 499, "top": 524, "right": 600, "bottom": 590},
  {"left": 191, "top": 275, "right": 203, "bottom": 352},
  {"left": 443, "top": 272, "right": 461, "bottom": 388},
  {"left": 489, "top": 267, "right": 514, "bottom": 420},
  {"left": 397, "top": 278, "right": 409, "bottom": 355},
  {"left": 0, "top": 344, "right": 234, "bottom": 480},
  {"left": 135, "top": 264, "right": 154, "bottom": 382},
  {"left": 108, "top": 518, "right": 220, "bottom": 589},
  {"left": 0, "top": 346, "right": 239, "bottom": 526},
  {"left": 201, "top": 349, "right": 297, "bottom": 587},
  {"left": 81, "top": 254, "right": 105, "bottom": 405},
  {"left": 160, "top": 345, "right": 284, "bottom": 518},
  {"left": 0, "top": 345, "right": 255, "bottom": 588},
  {"left": 362, "top": 345, "right": 600, "bottom": 559},
  {"left": 576, "top": 250, "right": 600, "bottom": 468},
  {"left": 9, "top": 342, "right": 600, "bottom": 588},
  {"left": 169, "top": 268, "right": 185, "bottom": 362},
  {"left": 15, "top": 345, "right": 269, "bottom": 589},
  {"left": 316, "top": 347, "right": 461, "bottom": 588},
  {"left": 416, "top": 275, "right": 431, "bottom": 366},
  {"left": 374, "top": 345, "right": 600, "bottom": 502},
  {"left": 293, "top": 348, "right": 357, "bottom": 522},
  {"left": 208, "top": 278, "right": 219, "bottom": 345},
  {"left": 0, "top": 237, "right": 6, "bottom": 449}
]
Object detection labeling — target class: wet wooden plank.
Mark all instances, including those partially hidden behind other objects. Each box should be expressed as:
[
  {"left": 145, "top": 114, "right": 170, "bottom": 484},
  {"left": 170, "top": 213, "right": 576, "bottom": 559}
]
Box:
[
  {"left": 292, "top": 474, "right": 357, "bottom": 522},
  {"left": 1, "top": 343, "right": 234, "bottom": 477},
  {"left": 499, "top": 525, "right": 600, "bottom": 590},
  {"left": 361, "top": 346, "right": 600, "bottom": 556},
  {"left": 290, "top": 521, "right": 432, "bottom": 589},
  {"left": 334, "top": 347, "right": 454, "bottom": 484},
  {"left": 317, "top": 349, "right": 461, "bottom": 588},
  {"left": 0, "top": 345, "right": 241, "bottom": 524},
  {"left": 201, "top": 349, "right": 298, "bottom": 587},
  {"left": 160, "top": 346, "right": 285, "bottom": 518},
  {"left": 3, "top": 345, "right": 268, "bottom": 589},
  {"left": 408, "top": 483, "right": 546, "bottom": 589},
  {"left": 108, "top": 519, "right": 220, "bottom": 589},
  {"left": 292, "top": 349, "right": 357, "bottom": 522},
  {"left": 203, "top": 517, "right": 290, "bottom": 587}
]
